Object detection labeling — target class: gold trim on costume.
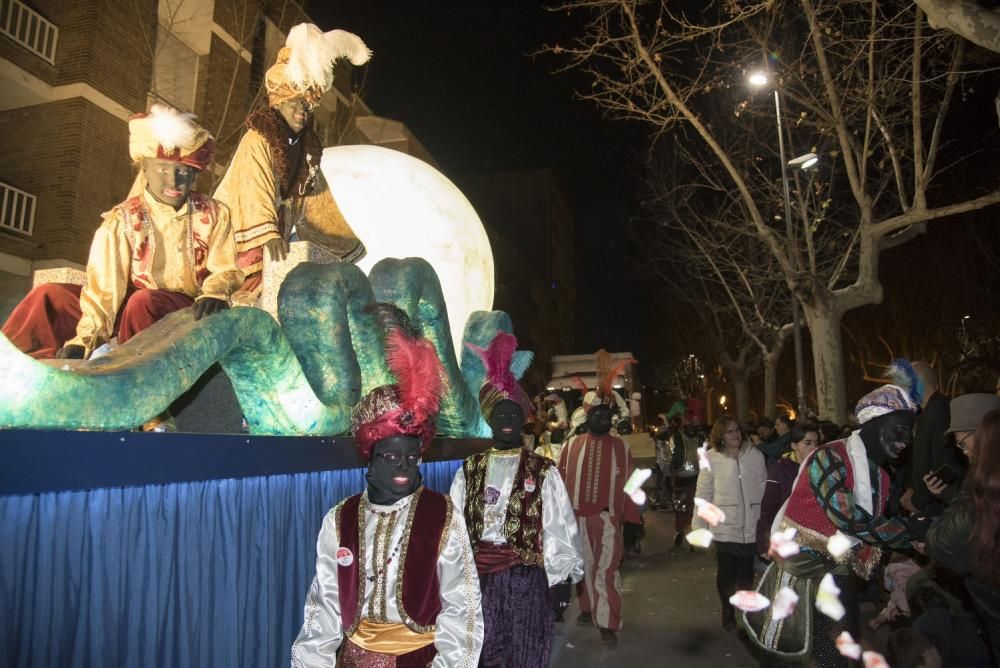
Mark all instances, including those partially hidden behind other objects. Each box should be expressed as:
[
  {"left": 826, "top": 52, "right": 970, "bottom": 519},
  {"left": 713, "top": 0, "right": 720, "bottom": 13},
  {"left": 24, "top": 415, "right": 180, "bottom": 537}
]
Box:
[{"left": 488, "top": 447, "right": 522, "bottom": 458}]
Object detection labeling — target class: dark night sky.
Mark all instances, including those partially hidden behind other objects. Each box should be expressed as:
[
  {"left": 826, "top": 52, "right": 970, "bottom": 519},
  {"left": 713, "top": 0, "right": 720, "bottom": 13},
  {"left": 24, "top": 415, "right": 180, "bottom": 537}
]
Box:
[{"left": 308, "top": 1, "right": 652, "bottom": 356}]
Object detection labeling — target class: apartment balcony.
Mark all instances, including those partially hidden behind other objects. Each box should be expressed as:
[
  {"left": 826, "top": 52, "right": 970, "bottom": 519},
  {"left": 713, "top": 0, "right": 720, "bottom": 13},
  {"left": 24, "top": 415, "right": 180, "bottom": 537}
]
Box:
[
  {"left": 0, "top": 180, "right": 36, "bottom": 236},
  {"left": 0, "top": 0, "right": 58, "bottom": 64}
]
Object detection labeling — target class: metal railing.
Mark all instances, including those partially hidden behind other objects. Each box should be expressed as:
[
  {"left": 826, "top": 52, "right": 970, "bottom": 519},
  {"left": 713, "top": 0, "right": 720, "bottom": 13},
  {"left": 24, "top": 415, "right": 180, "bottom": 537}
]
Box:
[
  {"left": 0, "top": 0, "right": 58, "bottom": 64},
  {"left": 0, "top": 181, "right": 37, "bottom": 235}
]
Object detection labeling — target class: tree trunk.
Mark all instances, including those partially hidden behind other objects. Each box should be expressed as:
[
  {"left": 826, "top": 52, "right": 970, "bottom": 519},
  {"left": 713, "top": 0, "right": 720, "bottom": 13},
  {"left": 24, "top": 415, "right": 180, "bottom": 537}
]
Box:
[
  {"left": 732, "top": 368, "right": 750, "bottom": 423},
  {"left": 762, "top": 352, "right": 779, "bottom": 419},
  {"left": 721, "top": 345, "right": 756, "bottom": 423},
  {"left": 800, "top": 301, "right": 848, "bottom": 424}
]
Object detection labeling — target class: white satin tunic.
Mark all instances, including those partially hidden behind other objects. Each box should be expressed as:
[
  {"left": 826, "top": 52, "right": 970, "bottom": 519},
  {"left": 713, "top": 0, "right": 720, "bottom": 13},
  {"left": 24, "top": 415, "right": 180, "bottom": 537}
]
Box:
[
  {"left": 291, "top": 489, "right": 484, "bottom": 667},
  {"left": 449, "top": 449, "right": 584, "bottom": 586}
]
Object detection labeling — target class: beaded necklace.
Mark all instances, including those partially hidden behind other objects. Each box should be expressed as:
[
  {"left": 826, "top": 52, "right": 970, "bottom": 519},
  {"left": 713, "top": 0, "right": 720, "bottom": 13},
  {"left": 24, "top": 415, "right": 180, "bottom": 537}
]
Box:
[{"left": 366, "top": 506, "right": 404, "bottom": 583}]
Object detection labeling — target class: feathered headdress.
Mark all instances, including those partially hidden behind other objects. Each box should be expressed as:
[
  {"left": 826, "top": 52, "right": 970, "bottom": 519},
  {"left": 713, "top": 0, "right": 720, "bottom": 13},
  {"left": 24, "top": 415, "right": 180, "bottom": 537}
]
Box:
[
  {"left": 855, "top": 358, "right": 922, "bottom": 425},
  {"left": 465, "top": 331, "right": 534, "bottom": 423},
  {"left": 351, "top": 303, "right": 446, "bottom": 460},
  {"left": 584, "top": 348, "right": 635, "bottom": 412},
  {"left": 128, "top": 103, "right": 214, "bottom": 169},
  {"left": 266, "top": 23, "right": 372, "bottom": 107}
]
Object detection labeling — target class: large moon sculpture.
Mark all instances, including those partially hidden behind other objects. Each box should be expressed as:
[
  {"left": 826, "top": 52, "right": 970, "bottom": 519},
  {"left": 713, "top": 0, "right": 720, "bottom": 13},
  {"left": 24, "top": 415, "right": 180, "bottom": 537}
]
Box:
[{"left": 321, "top": 145, "right": 495, "bottom": 352}]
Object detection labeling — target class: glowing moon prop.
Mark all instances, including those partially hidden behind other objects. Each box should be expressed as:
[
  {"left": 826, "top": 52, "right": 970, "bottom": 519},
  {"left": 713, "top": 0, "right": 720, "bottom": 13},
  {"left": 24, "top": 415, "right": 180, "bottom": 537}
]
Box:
[{"left": 321, "top": 145, "right": 495, "bottom": 352}]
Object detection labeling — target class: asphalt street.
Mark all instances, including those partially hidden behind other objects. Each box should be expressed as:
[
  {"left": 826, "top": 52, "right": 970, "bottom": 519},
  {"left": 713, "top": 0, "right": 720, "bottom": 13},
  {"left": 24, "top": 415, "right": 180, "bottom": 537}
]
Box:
[{"left": 550, "top": 507, "right": 758, "bottom": 667}]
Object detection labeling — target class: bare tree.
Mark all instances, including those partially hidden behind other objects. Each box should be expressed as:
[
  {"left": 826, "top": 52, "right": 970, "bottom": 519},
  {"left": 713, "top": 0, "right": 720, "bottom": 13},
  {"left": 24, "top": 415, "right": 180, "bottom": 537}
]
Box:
[
  {"left": 546, "top": 0, "right": 1000, "bottom": 422},
  {"left": 640, "top": 144, "right": 794, "bottom": 418}
]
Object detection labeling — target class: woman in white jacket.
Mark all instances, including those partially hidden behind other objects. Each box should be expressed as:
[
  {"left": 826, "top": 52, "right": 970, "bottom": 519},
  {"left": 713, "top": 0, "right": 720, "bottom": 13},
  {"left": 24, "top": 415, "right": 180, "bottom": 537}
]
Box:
[{"left": 693, "top": 416, "right": 767, "bottom": 630}]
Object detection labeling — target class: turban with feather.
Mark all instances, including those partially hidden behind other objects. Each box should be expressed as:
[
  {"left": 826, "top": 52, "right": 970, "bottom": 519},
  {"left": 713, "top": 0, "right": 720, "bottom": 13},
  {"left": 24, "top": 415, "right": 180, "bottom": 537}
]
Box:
[
  {"left": 266, "top": 23, "right": 372, "bottom": 108},
  {"left": 465, "top": 331, "right": 534, "bottom": 423},
  {"left": 350, "top": 304, "right": 447, "bottom": 461}
]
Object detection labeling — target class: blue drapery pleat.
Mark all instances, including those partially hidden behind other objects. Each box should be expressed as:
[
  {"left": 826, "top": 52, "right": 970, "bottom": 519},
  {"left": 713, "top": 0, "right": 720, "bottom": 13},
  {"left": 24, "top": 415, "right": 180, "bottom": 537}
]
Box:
[{"left": 0, "top": 460, "right": 462, "bottom": 668}]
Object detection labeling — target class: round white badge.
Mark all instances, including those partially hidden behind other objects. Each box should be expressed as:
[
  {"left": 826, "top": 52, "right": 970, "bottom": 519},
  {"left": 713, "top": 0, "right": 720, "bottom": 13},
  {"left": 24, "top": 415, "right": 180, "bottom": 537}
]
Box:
[
  {"left": 524, "top": 477, "right": 536, "bottom": 493},
  {"left": 335, "top": 547, "right": 354, "bottom": 567}
]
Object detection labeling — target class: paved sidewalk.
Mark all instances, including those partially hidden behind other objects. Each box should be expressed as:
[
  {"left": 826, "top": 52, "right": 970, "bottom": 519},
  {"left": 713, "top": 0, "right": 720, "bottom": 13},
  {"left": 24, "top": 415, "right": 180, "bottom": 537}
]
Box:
[{"left": 550, "top": 508, "right": 758, "bottom": 667}]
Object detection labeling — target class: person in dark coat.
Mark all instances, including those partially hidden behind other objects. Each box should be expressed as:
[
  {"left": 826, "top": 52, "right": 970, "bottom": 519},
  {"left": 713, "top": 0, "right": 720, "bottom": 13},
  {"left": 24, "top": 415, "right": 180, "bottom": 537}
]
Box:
[
  {"left": 755, "top": 423, "right": 820, "bottom": 556},
  {"left": 901, "top": 362, "right": 955, "bottom": 516},
  {"left": 926, "top": 408, "right": 1000, "bottom": 665}
]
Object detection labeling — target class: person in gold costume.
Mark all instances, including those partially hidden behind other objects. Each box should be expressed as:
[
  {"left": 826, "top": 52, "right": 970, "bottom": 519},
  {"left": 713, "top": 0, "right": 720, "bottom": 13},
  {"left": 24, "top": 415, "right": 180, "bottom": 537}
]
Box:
[
  {"left": 213, "top": 23, "right": 371, "bottom": 306},
  {"left": 2, "top": 105, "right": 242, "bottom": 360}
]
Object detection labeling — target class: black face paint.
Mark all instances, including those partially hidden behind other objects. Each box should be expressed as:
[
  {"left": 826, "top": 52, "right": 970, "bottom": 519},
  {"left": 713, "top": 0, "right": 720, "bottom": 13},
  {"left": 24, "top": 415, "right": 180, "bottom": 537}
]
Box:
[
  {"left": 366, "top": 436, "right": 423, "bottom": 505},
  {"left": 587, "top": 404, "right": 613, "bottom": 436},
  {"left": 490, "top": 399, "right": 525, "bottom": 450},
  {"left": 860, "top": 410, "right": 914, "bottom": 465},
  {"left": 143, "top": 157, "right": 195, "bottom": 210}
]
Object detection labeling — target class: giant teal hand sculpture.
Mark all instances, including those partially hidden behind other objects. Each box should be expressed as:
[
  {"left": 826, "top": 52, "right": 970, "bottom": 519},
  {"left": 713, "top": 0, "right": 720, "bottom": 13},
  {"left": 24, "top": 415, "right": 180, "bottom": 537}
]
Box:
[{"left": 0, "top": 258, "right": 522, "bottom": 437}]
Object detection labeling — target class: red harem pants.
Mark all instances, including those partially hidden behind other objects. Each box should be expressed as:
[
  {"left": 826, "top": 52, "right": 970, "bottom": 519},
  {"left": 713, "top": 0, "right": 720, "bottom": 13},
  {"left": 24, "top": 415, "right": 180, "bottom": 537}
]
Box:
[
  {"left": 576, "top": 511, "right": 625, "bottom": 631},
  {"left": 1, "top": 283, "right": 194, "bottom": 359}
]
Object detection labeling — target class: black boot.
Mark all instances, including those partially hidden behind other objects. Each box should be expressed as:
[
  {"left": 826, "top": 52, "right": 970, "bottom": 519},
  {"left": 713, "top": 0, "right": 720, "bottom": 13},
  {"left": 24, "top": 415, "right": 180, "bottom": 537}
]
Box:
[{"left": 722, "top": 606, "right": 737, "bottom": 631}]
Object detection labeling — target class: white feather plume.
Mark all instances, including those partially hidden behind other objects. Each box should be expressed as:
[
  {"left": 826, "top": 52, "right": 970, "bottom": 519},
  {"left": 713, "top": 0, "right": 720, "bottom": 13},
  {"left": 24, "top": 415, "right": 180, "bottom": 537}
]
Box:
[
  {"left": 284, "top": 23, "right": 371, "bottom": 94},
  {"left": 147, "top": 104, "right": 197, "bottom": 151},
  {"left": 326, "top": 29, "right": 372, "bottom": 67}
]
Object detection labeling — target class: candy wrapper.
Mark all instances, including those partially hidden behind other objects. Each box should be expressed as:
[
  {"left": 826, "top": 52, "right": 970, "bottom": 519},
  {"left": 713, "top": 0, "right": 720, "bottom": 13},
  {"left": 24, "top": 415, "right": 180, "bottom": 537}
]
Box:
[
  {"left": 827, "top": 531, "right": 855, "bottom": 560},
  {"left": 771, "top": 587, "right": 799, "bottom": 620},
  {"left": 862, "top": 651, "right": 889, "bottom": 668},
  {"left": 685, "top": 528, "right": 714, "bottom": 548},
  {"left": 769, "top": 528, "right": 800, "bottom": 558},
  {"left": 729, "top": 590, "right": 770, "bottom": 612},
  {"left": 694, "top": 497, "right": 726, "bottom": 527},
  {"left": 835, "top": 632, "right": 862, "bottom": 660},
  {"left": 697, "top": 443, "right": 711, "bottom": 471},
  {"left": 815, "top": 573, "right": 846, "bottom": 621}
]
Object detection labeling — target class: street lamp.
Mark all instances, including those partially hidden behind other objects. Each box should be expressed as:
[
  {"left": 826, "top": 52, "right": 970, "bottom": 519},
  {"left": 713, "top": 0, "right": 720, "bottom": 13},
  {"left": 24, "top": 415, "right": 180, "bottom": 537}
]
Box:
[
  {"left": 748, "top": 70, "right": 808, "bottom": 420},
  {"left": 788, "top": 152, "right": 818, "bottom": 170}
]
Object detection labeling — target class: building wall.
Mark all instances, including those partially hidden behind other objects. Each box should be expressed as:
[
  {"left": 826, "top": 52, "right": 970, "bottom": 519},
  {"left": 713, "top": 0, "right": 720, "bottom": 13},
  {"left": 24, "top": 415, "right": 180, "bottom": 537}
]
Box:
[{"left": 0, "top": 98, "right": 132, "bottom": 264}]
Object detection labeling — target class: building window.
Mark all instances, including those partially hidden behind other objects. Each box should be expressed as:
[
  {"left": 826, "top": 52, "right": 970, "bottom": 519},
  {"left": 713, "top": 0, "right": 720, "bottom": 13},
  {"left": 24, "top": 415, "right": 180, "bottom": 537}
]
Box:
[
  {"left": 151, "top": 24, "right": 198, "bottom": 112},
  {"left": 0, "top": 0, "right": 58, "bottom": 64},
  {"left": 0, "top": 181, "right": 36, "bottom": 236}
]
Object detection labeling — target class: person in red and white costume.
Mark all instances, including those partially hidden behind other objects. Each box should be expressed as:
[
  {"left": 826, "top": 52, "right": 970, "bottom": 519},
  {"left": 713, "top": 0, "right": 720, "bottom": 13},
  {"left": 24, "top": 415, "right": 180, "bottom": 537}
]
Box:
[{"left": 558, "top": 388, "right": 641, "bottom": 647}]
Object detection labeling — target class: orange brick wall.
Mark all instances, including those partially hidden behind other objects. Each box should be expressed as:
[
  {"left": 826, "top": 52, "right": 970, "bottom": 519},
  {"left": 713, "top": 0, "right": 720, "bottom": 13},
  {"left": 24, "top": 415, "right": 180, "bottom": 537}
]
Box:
[{"left": 0, "top": 99, "right": 132, "bottom": 264}]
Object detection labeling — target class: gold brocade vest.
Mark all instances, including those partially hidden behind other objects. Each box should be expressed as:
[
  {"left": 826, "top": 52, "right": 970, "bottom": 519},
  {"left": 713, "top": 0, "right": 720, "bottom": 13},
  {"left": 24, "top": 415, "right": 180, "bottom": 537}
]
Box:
[{"left": 462, "top": 449, "right": 550, "bottom": 567}]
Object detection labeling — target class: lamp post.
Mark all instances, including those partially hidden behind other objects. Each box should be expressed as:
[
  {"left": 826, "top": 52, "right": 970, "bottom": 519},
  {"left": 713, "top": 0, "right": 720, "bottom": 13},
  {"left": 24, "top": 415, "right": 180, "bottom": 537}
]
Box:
[{"left": 749, "top": 71, "right": 808, "bottom": 420}]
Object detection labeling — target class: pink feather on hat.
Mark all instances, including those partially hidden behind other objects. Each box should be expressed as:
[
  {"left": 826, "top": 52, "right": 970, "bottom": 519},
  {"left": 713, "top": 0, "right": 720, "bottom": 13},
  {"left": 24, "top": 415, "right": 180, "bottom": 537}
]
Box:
[{"left": 465, "top": 332, "right": 534, "bottom": 422}]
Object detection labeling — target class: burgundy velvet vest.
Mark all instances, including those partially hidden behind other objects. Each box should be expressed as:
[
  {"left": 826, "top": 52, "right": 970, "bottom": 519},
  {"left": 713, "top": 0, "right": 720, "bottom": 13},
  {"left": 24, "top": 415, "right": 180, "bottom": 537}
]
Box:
[
  {"left": 462, "top": 449, "right": 550, "bottom": 567},
  {"left": 336, "top": 487, "right": 449, "bottom": 634}
]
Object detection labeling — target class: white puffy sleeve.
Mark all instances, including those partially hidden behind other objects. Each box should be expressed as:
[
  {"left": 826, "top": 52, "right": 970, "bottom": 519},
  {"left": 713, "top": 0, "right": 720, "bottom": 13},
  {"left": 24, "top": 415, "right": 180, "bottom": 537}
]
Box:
[
  {"left": 431, "top": 504, "right": 484, "bottom": 668},
  {"left": 290, "top": 507, "right": 344, "bottom": 667},
  {"left": 541, "top": 467, "right": 585, "bottom": 585},
  {"left": 449, "top": 466, "right": 467, "bottom": 517}
]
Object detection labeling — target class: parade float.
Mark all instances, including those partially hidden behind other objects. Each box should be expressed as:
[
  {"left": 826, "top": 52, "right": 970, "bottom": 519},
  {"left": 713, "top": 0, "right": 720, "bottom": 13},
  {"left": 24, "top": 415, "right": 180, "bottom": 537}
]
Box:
[{"left": 0, "top": 146, "right": 523, "bottom": 667}]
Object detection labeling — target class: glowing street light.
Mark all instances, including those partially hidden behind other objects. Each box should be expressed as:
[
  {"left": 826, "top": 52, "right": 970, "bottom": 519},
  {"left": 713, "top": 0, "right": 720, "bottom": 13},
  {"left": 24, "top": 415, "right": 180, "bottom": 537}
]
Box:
[
  {"left": 789, "top": 152, "right": 819, "bottom": 171},
  {"left": 746, "top": 69, "right": 808, "bottom": 420}
]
